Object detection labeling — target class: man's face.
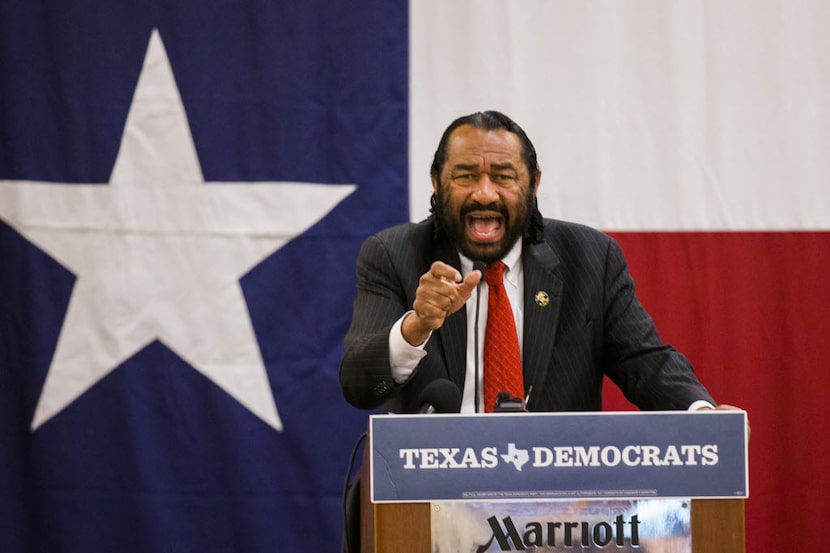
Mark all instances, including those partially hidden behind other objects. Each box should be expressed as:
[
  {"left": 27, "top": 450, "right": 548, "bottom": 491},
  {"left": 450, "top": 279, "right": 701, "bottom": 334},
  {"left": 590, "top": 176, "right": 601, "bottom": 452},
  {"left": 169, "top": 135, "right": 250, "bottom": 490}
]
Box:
[{"left": 432, "top": 125, "right": 539, "bottom": 263}]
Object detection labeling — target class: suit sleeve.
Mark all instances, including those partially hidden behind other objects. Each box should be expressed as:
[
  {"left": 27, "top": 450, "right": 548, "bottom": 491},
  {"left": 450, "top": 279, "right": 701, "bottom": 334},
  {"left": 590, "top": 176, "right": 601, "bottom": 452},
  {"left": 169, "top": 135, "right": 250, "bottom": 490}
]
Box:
[
  {"left": 601, "top": 238, "right": 716, "bottom": 410},
  {"left": 339, "top": 234, "right": 410, "bottom": 409}
]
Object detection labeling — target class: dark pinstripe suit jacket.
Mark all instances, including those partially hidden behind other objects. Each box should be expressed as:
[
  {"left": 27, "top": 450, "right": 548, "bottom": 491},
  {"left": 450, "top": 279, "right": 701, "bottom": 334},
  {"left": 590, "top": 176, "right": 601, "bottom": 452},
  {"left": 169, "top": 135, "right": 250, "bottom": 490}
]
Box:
[{"left": 339, "top": 217, "right": 714, "bottom": 413}]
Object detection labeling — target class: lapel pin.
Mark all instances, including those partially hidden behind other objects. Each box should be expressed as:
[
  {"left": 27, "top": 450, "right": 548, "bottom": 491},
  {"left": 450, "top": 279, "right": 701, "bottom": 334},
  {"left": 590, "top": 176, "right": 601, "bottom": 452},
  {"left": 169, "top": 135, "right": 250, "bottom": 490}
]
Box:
[{"left": 534, "top": 291, "right": 550, "bottom": 307}]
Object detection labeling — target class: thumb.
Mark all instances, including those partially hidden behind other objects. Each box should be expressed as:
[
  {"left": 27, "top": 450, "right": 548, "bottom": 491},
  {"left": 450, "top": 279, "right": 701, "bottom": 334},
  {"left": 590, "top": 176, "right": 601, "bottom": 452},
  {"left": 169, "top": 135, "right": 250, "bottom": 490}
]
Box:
[{"left": 457, "top": 269, "right": 482, "bottom": 298}]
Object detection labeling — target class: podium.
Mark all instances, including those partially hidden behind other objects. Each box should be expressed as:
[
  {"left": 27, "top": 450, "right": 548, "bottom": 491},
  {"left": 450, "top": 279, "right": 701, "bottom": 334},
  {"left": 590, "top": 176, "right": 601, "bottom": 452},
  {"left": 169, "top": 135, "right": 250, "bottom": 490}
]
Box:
[{"left": 358, "top": 412, "right": 747, "bottom": 553}]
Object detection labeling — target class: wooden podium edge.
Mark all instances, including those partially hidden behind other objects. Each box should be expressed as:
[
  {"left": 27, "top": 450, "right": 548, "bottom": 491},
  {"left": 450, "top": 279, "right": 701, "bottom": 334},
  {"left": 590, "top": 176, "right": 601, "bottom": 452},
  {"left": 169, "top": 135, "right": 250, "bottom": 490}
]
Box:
[
  {"left": 360, "top": 432, "right": 431, "bottom": 553},
  {"left": 691, "top": 498, "right": 746, "bottom": 553}
]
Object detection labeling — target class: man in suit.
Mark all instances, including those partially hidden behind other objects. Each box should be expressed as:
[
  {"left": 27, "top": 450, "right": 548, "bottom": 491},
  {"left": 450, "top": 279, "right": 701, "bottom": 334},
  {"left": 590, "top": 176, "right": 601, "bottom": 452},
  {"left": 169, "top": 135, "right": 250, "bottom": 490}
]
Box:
[{"left": 339, "top": 110, "right": 723, "bottom": 414}]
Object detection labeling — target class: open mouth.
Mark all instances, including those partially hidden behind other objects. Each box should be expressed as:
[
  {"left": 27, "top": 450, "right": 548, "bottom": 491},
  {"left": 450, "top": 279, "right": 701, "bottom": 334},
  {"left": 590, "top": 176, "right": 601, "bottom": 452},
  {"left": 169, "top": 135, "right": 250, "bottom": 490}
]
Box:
[{"left": 466, "top": 213, "right": 504, "bottom": 242}]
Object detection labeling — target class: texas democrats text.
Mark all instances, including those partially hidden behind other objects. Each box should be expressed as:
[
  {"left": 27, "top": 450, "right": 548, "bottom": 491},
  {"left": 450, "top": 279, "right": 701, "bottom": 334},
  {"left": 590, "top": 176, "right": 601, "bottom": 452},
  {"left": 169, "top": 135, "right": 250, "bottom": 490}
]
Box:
[{"left": 399, "top": 443, "right": 719, "bottom": 471}]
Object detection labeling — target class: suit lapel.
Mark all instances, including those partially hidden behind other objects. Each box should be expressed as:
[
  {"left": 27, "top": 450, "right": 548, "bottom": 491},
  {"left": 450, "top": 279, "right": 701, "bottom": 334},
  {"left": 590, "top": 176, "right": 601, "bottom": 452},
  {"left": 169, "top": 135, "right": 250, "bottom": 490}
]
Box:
[
  {"left": 428, "top": 235, "right": 468, "bottom": 387},
  {"left": 522, "top": 239, "right": 562, "bottom": 407}
]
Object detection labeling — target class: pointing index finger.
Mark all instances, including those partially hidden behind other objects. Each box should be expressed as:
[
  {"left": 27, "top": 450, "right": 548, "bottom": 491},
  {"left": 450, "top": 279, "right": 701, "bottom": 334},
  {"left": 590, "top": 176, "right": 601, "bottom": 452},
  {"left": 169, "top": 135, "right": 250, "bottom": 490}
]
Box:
[{"left": 429, "top": 261, "right": 462, "bottom": 284}]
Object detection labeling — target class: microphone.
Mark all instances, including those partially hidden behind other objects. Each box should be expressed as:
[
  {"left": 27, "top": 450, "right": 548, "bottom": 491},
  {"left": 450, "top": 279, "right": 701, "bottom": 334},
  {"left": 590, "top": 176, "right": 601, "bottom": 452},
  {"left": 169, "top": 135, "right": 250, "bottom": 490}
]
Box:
[
  {"left": 417, "top": 379, "right": 462, "bottom": 414},
  {"left": 494, "top": 391, "right": 526, "bottom": 412},
  {"left": 472, "top": 261, "right": 485, "bottom": 413}
]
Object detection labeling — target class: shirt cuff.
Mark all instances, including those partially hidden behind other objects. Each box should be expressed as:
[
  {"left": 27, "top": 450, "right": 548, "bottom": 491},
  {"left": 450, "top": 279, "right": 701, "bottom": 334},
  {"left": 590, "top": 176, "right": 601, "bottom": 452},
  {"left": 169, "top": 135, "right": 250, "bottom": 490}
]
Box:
[
  {"left": 688, "top": 400, "right": 716, "bottom": 411},
  {"left": 389, "top": 311, "right": 429, "bottom": 384}
]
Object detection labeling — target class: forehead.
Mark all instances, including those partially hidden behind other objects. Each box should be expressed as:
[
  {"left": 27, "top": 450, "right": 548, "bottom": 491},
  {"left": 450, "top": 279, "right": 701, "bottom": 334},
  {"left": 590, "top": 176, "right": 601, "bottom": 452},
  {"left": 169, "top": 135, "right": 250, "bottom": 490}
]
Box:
[{"left": 444, "top": 125, "right": 524, "bottom": 169}]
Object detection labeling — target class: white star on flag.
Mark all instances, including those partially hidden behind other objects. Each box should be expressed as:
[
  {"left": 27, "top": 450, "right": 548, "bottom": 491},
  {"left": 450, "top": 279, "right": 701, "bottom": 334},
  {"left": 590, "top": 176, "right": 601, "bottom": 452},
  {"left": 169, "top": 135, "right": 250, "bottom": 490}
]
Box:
[{"left": 0, "top": 30, "right": 355, "bottom": 432}]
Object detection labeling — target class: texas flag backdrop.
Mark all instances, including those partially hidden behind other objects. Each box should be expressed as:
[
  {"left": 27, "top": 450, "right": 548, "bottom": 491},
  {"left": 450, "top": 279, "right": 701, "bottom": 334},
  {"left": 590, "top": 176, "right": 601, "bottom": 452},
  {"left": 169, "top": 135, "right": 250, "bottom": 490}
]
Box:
[{"left": 1, "top": 1, "right": 827, "bottom": 552}]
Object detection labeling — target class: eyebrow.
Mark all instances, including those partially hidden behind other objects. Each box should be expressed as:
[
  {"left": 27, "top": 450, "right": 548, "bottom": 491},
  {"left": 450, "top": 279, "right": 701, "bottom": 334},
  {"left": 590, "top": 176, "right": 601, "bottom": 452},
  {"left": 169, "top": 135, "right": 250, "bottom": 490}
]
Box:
[
  {"left": 451, "top": 162, "right": 518, "bottom": 172},
  {"left": 451, "top": 163, "right": 480, "bottom": 172}
]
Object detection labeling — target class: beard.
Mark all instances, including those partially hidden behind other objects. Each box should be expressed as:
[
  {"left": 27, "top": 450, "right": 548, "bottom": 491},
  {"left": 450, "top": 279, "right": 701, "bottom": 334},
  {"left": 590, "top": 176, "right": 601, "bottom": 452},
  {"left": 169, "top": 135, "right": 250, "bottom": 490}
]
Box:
[{"left": 432, "top": 185, "right": 534, "bottom": 263}]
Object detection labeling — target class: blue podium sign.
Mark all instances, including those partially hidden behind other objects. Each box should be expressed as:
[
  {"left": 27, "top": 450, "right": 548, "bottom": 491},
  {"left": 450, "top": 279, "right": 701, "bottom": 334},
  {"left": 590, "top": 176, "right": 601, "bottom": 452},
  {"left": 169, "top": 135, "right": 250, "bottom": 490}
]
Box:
[{"left": 369, "top": 411, "right": 748, "bottom": 503}]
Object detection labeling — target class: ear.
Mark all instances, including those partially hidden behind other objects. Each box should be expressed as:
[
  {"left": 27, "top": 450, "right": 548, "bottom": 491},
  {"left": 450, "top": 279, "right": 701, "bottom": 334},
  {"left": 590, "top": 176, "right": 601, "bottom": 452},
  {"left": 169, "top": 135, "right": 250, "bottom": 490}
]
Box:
[
  {"left": 431, "top": 176, "right": 440, "bottom": 195},
  {"left": 531, "top": 171, "right": 542, "bottom": 195}
]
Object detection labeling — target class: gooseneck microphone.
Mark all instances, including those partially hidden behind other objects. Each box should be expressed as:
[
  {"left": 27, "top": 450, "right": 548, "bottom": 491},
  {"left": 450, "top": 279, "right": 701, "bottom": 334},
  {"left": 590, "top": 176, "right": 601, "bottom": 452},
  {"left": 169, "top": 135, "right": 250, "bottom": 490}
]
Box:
[
  {"left": 472, "top": 260, "right": 486, "bottom": 413},
  {"left": 417, "top": 378, "right": 462, "bottom": 414}
]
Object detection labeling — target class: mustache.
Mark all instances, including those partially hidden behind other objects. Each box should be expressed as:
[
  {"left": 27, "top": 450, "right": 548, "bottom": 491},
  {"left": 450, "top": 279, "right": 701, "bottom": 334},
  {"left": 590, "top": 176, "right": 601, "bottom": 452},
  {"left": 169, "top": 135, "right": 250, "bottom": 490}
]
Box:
[{"left": 460, "top": 201, "right": 507, "bottom": 218}]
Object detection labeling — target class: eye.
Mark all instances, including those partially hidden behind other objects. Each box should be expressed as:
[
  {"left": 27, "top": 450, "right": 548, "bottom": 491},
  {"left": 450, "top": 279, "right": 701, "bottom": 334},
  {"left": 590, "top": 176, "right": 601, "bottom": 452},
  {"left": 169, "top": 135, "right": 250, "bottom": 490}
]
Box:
[
  {"left": 452, "top": 173, "right": 478, "bottom": 184},
  {"left": 492, "top": 173, "right": 517, "bottom": 184}
]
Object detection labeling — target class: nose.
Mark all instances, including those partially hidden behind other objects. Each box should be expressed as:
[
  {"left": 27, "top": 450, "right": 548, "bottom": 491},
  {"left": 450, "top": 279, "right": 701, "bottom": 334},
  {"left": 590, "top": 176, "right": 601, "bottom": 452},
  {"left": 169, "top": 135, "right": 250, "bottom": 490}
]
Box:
[{"left": 470, "top": 174, "right": 499, "bottom": 203}]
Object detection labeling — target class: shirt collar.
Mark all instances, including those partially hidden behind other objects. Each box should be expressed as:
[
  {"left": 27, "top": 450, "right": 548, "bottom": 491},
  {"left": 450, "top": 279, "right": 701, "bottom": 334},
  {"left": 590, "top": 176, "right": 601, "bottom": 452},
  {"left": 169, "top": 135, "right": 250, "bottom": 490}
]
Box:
[{"left": 459, "top": 240, "right": 523, "bottom": 284}]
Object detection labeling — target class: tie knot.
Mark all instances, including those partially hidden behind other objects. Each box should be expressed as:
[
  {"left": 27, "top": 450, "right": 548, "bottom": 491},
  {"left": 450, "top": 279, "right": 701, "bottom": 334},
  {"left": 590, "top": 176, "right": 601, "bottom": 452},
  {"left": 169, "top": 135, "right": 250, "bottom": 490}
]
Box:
[{"left": 485, "top": 261, "right": 507, "bottom": 286}]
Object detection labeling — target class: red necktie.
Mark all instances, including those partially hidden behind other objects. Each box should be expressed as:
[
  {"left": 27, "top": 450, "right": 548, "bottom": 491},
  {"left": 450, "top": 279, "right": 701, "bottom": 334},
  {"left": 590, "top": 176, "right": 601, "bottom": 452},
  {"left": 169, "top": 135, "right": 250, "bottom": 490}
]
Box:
[{"left": 483, "top": 261, "right": 524, "bottom": 412}]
